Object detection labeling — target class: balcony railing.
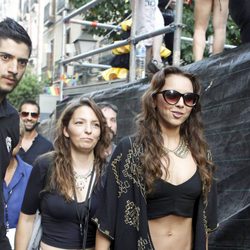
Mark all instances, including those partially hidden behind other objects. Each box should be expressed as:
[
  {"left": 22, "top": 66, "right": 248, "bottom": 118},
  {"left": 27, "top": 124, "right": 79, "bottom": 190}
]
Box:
[{"left": 44, "top": 3, "right": 55, "bottom": 26}]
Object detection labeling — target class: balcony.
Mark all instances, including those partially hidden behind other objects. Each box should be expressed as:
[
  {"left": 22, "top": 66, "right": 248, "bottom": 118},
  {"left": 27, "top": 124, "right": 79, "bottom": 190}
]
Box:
[{"left": 44, "top": 3, "right": 55, "bottom": 27}]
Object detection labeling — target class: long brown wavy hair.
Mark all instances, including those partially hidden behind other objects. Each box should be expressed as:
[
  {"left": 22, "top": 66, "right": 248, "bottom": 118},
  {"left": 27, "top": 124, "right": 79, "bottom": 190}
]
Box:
[
  {"left": 46, "top": 98, "right": 111, "bottom": 201},
  {"left": 135, "top": 66, "right": 215, "bottom": 200}
]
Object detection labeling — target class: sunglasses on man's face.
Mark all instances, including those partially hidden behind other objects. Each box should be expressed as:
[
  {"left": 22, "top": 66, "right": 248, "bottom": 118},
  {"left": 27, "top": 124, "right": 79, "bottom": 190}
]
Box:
[
  {"left": 20, "top": 111, "right": 39, "bottom": 119},
  {"left": 154, "top": 89, "right": 199, "bottom": 107}
]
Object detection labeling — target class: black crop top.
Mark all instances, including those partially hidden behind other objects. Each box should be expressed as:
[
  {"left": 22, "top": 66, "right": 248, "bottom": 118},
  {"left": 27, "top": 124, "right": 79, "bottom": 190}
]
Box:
[
  {"left": 21, "top": 154, "right": 96, "bottom": 249},
  {"left": 147, "top": 169, "right": 202, "bottom": 220}
]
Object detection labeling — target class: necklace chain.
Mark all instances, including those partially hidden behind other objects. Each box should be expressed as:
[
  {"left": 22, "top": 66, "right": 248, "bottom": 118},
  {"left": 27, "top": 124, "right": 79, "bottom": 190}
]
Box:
[
  {"left": 73, "top": 167, "right": 93, "bottom": 191},
  {"left": 164, "top": 138, "right": 189, "bottom": 158}
]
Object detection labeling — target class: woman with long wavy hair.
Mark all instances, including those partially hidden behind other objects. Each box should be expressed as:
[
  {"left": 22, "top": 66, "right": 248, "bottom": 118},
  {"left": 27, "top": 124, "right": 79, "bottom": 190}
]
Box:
[
  {"left": 15, "top": 98, "right": 111, "bottom": 250},
  {"left": 94, "top": 66, "right": 218, "bottom": 250}
]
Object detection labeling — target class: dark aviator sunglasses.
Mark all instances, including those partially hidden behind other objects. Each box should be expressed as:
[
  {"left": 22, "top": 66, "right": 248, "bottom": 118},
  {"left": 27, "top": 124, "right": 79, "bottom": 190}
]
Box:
[
  {"left": 20, "top": 111, "right": 39, "bottom": 119},
  {"left": 153, "top": 89, "right": 199, "bottom": 107}
]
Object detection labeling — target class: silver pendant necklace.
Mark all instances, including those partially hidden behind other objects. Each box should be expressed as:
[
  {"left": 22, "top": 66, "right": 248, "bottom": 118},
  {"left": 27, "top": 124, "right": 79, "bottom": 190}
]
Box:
[
  {"left": 164, "top": 138, "right": 189, "bottom": 159},
  {"left": 73, "top": 167, "right": 93, "bottom": 191}
]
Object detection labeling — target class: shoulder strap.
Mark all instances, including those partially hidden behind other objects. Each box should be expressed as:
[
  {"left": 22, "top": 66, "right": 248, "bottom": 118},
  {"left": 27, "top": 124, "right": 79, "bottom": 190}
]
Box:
[{"left": 82, "top": 167, "right": 95, "bottom": 249}]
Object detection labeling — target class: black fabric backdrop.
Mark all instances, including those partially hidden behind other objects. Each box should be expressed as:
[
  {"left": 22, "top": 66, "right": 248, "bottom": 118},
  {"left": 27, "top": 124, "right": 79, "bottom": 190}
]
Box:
[
  {"left": 185, "top": 44, "right": 250, "bottom": 250},
  {"left": 44, "top": 43, "right": 250, "bottom": 249}
]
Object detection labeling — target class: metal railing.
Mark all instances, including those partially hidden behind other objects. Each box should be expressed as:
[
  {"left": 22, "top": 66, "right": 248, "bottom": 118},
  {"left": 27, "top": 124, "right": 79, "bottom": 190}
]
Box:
[
  {"left": 59, "top": 0, "right": 180, "bottom": 100},
  {"left": 70, "top": 19, "right": 122, "bottom": 31},
  {"left": 61, "top": 23, "right": 176, "bottom": 65},
  {"left": 181, "top": 36, "right": 237, "bottom": 49},
  {"left": 59, "top": 0, "right": 235, "bottom": 100},
  {"left": 63, "top": 0, "right": 105, "bottom": 22}
]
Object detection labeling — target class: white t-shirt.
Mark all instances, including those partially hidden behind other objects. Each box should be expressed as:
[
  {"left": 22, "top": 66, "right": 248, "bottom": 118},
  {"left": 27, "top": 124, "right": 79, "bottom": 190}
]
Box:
[{"left": 6, "top": 228, "right": 15, "bottom": 249}]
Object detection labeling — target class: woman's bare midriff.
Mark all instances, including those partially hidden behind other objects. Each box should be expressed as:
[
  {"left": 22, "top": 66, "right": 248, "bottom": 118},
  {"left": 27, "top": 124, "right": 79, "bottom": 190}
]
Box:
[
  {"left": 148, "top": 214, "right": 193, "bottom": 250},
  {"left": 40, "top": 241, "right": 94, "bottom": 250}
]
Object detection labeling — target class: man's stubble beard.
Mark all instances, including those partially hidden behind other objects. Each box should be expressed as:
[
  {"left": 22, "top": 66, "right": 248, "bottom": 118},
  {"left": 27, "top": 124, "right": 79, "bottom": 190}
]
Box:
[
  {"left": 0, "top": 75, "right": 20, "bottom": 98},
  {"left": 0, "top": 85, "right": 16, "bottom": 96},
  {"left": 25, "top": 122, "right": 38, "bottom": 132}
]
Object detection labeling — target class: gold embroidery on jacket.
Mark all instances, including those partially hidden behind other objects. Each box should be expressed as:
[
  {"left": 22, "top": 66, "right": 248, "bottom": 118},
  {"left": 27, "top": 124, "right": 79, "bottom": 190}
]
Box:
[
  {"left": 111, "top": 141, "right": 146, "bottom": 199},
  {"left": 138, "top": 237, "right": 149, "bottom": 250},
  {"left": 111, "top": 154, "right": 129, "bottom": 197},
  {"left": 124, "top": 141, "right": 146, "bottom": 198},
  {"left": 124, "top": 200, "right": 140, "bottom": 230},
  {"left": 92, "top": 218, "right": 113, "bottom": 240}
]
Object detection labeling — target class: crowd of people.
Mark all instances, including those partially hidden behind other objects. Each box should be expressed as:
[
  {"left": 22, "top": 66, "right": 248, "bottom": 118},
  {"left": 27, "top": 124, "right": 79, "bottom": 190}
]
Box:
[
  {"left": 2, "top": 0, "right": 248, "bottom": 246},
  {"left": 1, "top": 0, "right": 249, "bottom": 247},
  {"left": 0, "top": 15, "right": 220, "bottom": 250}
]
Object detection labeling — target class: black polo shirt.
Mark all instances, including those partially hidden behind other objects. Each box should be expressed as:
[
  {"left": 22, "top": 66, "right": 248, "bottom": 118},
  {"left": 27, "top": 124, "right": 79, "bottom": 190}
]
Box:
[{"left": 0, "top": 98, "right": 19, "bottom": 247}]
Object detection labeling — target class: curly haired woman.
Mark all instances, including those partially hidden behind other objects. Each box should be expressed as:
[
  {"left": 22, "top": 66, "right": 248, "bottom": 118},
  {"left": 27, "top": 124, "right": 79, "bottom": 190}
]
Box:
[
  {"left": 93, "top": 66, "right": 218, "bottom": 250},
  {"left": 15, "top": 98, "right": 111, "bottom": 250}
]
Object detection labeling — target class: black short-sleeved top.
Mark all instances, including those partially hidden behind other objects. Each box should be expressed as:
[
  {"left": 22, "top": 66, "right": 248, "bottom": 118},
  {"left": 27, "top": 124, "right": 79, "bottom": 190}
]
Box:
[
  {"left": 18, "top": 134, "right": 53, "bottom": 165},
  {"left": 0, "top": 99, "right": 19, "bottom": 236},
  {"left": 21, "top": 154, "right": 96, "bottom": 249}
]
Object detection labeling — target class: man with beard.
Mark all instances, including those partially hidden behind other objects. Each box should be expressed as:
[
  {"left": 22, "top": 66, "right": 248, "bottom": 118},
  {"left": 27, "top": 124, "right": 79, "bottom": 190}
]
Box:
[
  {"left": 98, "top": 102, "right": 118, "bottom": 160},
  {"left": 18, "top": 100, "right": 53, "bottom": 165},
  {"left": 0, "top": 17, "right": 32, "bottom": 250}
]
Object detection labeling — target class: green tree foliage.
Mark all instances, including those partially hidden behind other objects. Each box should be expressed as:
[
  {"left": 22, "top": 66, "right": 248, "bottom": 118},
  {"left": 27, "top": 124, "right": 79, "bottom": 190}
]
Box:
[
  {"left": 69, "top": 0, "right": 130, "bottom": 37},
  {"left": 69, "top": 0, "right": 240, "bottom": 64},
  {"left": 8, "top": 69, "right": 42, "bottom": 109}
]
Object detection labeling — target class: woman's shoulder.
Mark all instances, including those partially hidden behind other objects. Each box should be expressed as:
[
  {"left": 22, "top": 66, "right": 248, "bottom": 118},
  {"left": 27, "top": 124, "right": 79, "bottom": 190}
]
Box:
[
  {"left": 112, "top": 135, "right": 143, "bottom": 165},
  {"left": 34, "top": 151, "right": 55, "bottom": 165},
  {"left": 32, "top": 151, "right": 55, "bottom": 177}
]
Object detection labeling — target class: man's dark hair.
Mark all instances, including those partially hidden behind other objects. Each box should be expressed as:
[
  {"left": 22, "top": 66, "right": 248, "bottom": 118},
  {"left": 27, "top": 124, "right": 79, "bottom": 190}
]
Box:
[
  {"left": 0, "top": 17, "right": 32, "bottom": 57},
  {"left": 97, "top": 101, "right": 118, "bottom": 114},
  {"left": 19, "top": 100, "right": 40, "bottom": 114}
]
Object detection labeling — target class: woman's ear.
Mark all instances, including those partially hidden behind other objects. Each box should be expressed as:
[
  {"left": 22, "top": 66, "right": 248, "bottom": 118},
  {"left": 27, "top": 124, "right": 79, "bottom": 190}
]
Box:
[{"left": 63, "top": 127, "right": 69, "bottom": 138}]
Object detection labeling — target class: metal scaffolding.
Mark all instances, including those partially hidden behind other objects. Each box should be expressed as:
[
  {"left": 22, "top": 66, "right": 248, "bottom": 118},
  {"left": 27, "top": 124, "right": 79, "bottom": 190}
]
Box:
[{"left": 60, "top": 0, "right": 181, "bottom": 100}]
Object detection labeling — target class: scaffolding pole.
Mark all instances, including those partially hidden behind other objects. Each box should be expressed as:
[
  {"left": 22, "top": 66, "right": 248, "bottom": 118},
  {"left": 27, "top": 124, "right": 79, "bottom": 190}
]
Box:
[
  {"left": 60, "top": 0, "right": 105, "bottom": 100},
  {"left": 62, "top": 24, "right": 176, "bottom": 65},
  {"left": 64, "top": 0, "right": 105, "bottom": 22},
  {"left": 70, "top": 19, "right": 122, "bottom": 31},
  {"left": 129, "top": 0, "right": 137, "bottom": 82},
  {"left": 173, "top": 0, "right": 184, "bottom": 66},
  {"left": 70, "top": 62, "right": 111, "bottom": 69},
  {"left": 181, "top": 36, "right": 237, "bottom": 49}
]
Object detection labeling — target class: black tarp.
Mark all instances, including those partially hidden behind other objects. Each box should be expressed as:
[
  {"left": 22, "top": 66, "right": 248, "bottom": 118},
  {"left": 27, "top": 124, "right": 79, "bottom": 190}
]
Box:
[
  {"left": 185, "top": 44, "right": 250, "bottom": 250},
  {"left": 43, "top": 43, "right": 250, "bottom": 249}
]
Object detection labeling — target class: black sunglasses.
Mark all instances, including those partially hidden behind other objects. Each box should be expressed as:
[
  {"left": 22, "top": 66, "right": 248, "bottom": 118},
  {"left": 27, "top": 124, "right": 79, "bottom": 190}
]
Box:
[
  {"left": 154, "top": 90, "right": 199, "bottom": 107},
  {"left": 20, "top": 111, "right": 39, "bottom": 119}
]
